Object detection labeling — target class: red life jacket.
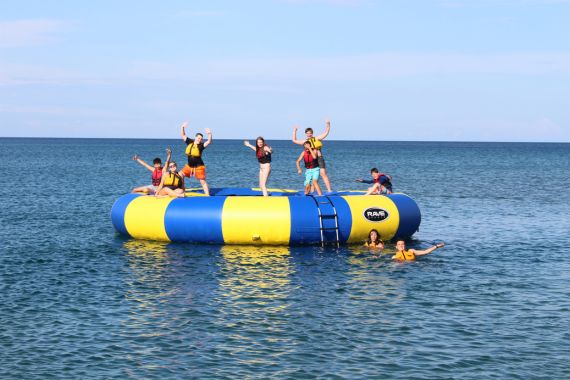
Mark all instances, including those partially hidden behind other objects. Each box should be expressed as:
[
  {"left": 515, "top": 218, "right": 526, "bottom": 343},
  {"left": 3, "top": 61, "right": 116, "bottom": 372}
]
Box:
[
  {"left": 374, "top": 173, "right": 393, "bottom": 183},
  {"left": 373, "top": 173, "right": 393, "bottom": 193},
  {"left": 151, "top": 167, "right": 163, "bottom": 186},
  {"left": 303, "top": 151, "right": 318, "bottom": 169}
]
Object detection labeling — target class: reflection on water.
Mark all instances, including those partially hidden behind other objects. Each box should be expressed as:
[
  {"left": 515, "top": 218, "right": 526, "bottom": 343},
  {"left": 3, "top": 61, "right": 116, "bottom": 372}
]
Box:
[
  {"left": 344, "top": 245, "right": 406, "bottom": 306},
  {"left": 216, "top": 245, "right": 294, "bottom": 313},
  {"left": 210, "top": 246, "right": 295, "bottom": 368},
  {"left": 121, "top": 240, "right": 177, "bottom": 342},
  {"left": 218, "top": 245, "right": 293, "bottom": 300}
]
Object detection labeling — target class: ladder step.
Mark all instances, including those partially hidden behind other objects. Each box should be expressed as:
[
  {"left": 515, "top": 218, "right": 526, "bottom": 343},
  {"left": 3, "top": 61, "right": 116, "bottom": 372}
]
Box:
[{"left": 315, "top": 195, "right": 340, "bottom": 246}]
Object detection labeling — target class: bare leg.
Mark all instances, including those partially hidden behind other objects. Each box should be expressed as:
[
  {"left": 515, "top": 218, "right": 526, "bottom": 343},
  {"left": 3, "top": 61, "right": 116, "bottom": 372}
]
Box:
[
  {"left": 304, "top": 184, "right": 311, "bottom": 195},
  {"left": 200, "top": 179, "right": 210, "bottom": 196},
  {"left": 320, "top": 168, "right": 332, "bottom": 192},
  {"left": 158, "top": 188, "right": 184, "bottom": 198},
  {"left": 365, "top": 183, "right": 380, "bottom": 195},
  {"left": 259, "top": 164, "right": 270, "bottom": 196},
  {"left": 132, "top": 185, "right": 151, "bottom": 194},
  {"left": 313, "top": 180, "right": 323, "bottom": 196}
]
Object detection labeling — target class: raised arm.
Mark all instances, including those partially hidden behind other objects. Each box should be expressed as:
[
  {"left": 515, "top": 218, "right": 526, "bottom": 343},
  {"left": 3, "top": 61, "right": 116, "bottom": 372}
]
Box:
[
  {"left": 315, "top": 119, "right": 331, "bottom": 140},
  {"left": 292, "top": 125, "right": 305, "bottom": 145},
  {"left": 244, "top": 140, "right": 256, "bottom": 152},
  {"left": 414, "top": 243, "right": 445, "bottom": 256},
  {"left": 203, "top": 128, "right": 213, "bottom": 148},
  {"left": 164, "top": 148, "right": 172, "bottom": 168},
  {"left": 180, "top": 121, "right": 188, "bottom": 141},
  {"left": 296, "top": 152, "right": 304, "bottom": 173},
  {"left": 132, "top": 154, "right": 154, "bottom": 172}
]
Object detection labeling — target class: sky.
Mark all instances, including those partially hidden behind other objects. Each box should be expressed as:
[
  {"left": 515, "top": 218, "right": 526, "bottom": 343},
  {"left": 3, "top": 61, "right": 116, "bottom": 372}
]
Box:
[{"left": 1, "top": 0, "right": 569, "bottom": 142}]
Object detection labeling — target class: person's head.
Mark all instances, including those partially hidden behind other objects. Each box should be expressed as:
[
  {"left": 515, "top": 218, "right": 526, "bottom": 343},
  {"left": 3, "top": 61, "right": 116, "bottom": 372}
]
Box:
[
  {"left": 195, "top": 133, "right": 204, "bottom": 144},
  {"left": 305, "top": 128, "right": 314, "bottom": 137},
  {"left": 256, "top": 136, "right": 265, "bottom": 148},
  {"left": 370, "top": 167, "right": 380, "bottom": 180},
  {"left": 396, "top": 240, "right": 406, "bottom": 251},
  {"left": 168, "top": 161, "right": 178, "bottom": 173},
  {"left": 153, "top": 158, "right": 162, "bottom": 167},
  {"left": 303, "top": 141, "right": 312, "bottom": 150},
  {"left": 368, "top": 229, "right": 381, "bottom": 243}
]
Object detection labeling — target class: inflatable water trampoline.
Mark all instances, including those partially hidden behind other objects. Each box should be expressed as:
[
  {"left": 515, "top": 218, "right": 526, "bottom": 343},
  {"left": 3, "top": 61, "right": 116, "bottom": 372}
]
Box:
[{"left": 111, "top": 188, "right": 421, "bottom": 246}]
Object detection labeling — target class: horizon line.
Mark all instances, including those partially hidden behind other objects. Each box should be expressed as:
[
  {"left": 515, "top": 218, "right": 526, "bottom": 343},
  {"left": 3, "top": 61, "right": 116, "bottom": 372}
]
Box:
[{"left": 1, "top": 136, "right": 569, "bottom": 144}]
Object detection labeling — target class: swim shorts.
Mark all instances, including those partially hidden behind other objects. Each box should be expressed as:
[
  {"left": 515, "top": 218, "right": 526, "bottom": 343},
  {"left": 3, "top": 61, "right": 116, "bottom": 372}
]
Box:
[
  {"left": 144, "top": 185, "right": 159, "bottom": 194},
  {"left": 371, "top": 184, "right": 391, "bottom": 195},
  {"left": 181, "top": 165, "right": 206, "bottom": 180},
  {"left": 304, "top": 167, "right": 320, "bottom": 186},
  {"left": 317, "top": 156, "right": 326, "bottom": 169}
]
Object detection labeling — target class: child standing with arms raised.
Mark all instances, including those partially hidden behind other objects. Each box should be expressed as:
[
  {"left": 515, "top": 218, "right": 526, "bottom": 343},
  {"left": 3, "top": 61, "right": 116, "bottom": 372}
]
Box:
[{"left": 244, "top": 137, "right": 273, "bottom": 196}]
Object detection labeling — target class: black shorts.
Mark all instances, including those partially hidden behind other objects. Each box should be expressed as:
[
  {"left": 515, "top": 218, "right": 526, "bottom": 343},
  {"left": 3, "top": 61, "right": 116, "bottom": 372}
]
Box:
[{"left": 317, "top": 156, "right": 326, "bottom": 169}]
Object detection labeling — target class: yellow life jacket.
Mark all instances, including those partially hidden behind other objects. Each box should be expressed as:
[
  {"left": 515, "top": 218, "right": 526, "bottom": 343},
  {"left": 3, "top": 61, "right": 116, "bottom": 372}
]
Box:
[
  {"left": 394, "top": 250, "right": 416, "bottom": 261},
  {"left": 163, "top": 173, "right": 182, "bottom": 188},
  {"left": 185, "top": 142, "right": 202, "bottom": 157},
  {"left": 306, "top": 137, "right": 323, "bottom": 149}
]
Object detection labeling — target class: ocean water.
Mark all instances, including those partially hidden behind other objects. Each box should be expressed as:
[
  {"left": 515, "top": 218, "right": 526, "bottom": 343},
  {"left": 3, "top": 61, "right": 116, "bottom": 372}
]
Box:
[{"left": 1, "top": 138, "right": 569, "bottom": 379}]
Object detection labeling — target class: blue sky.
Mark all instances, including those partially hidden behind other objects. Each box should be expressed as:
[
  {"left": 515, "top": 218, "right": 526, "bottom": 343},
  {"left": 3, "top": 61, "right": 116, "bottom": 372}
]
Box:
[{"left": 1, "top": 0, "right": 569, "bottom": 141}]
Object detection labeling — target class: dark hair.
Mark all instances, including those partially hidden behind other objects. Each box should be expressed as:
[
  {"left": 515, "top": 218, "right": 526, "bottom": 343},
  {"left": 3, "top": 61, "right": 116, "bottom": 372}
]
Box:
[
  {"left": 370, "top": 168, "right": 379, "bottom": 174},
  {"left": 255, "top": 136, "right": 266, "bottom": 158},
  {"left": 153, "top": 158, "right": 162, "bottom": 165},
  {"left": 305, "top": 128, "right": 313, "bottom": 134},
  {"left": 367, "top": 229, "right": 382, "bottom": 245},
  {"left": 195, "top": 133, "right": 204, "bottom": 138}
]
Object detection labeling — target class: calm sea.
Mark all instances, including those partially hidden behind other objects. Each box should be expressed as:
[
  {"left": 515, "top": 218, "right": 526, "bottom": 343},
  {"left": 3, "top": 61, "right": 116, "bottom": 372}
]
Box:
[{"left": 1, "top": 138, "right": 569, "bottom": 379}]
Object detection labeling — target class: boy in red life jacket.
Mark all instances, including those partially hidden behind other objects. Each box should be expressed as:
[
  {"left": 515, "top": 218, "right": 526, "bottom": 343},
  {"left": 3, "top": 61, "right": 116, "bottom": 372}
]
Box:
[
  {"left": 131, "top": 148, "right": 171, "bottom": 195},
  {"left": 296, "top": 142, "right": 323, "bottom": 196},
  {"left": 292, "top": 119, "right": 333, "bottom": 192},
  {"left": 356, "top": 167, "right": 393, "bottom": 195}
]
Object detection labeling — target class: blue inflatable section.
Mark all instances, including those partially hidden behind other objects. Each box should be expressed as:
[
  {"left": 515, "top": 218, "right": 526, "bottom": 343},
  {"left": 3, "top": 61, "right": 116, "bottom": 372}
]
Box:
[
  {"left": 164, "top": 196, "right": 227, "bottom": 243},
  {"left": 110, "top": 193, "right": 140, "bottom": 236},
  {"left": 289, "top": 197, "right": 322, "bottom": 244},
  {"left": 328, "top": 196, "right": 352, "bottom": 243},
  {"left": 389, "top": 194, "right": 421, "bottom": 239}
]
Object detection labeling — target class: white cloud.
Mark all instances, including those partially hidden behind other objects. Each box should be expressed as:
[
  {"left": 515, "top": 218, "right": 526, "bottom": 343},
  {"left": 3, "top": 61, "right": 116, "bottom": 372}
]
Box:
[
  {"left": 172, "top": 10, "right": 224, "bottom": 18},
  {"left": 281, "top": 0, "right": 363, "bottom": 5},
  {"left": 0, "top": 19, "right": 69, "bottom": 48},
  {"left": 0, "top": 104, "right": 117, "bottom": 117},
  {"left": 0, "top": 63, "right": 103, "bottom": 86},
  {"left": 127, "top": 52, "right": 570, "bottom": 82},
  {"left": 440, "top": 0, "right": 570, "bottom": 6},
  {"left": 2, "top": 52, "right": 570, "bottom": 87}
]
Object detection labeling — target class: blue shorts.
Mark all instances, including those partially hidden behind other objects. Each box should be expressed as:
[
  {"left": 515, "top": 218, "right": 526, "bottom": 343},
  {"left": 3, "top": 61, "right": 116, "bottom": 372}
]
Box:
[{"left": 304, "top": 167, "right": 320, "bottom": 186}]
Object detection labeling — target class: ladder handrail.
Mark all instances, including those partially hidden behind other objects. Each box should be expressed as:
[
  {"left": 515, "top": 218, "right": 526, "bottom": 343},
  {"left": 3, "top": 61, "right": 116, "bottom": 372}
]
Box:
[{"left": 310, "top": 195, "right": 340, "bottom": 247}]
